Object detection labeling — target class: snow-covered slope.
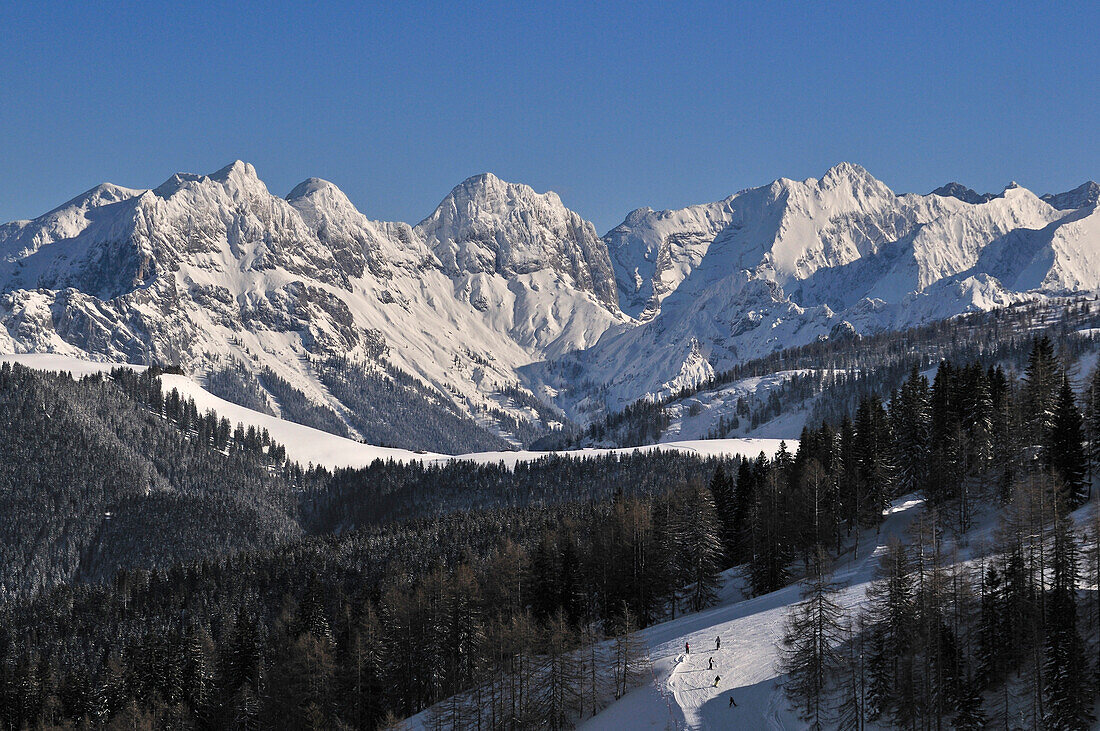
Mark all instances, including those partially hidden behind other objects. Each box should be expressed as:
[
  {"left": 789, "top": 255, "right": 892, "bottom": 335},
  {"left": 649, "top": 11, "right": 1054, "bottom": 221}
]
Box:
[
  {"left": 2, "top": 161, "right": 1098, "bottom": 441},
  {"left": 0, "top": 163, "right": 626, "bottom": 449},
  {"left": 554, "top": 164, "right": 1099, "bottom": 415},
  {"left": 1, "top": 354, "right": 792, "bottom": 469},
  {"left": 573, "top": 495, "right": 929, "bottom": 730}
]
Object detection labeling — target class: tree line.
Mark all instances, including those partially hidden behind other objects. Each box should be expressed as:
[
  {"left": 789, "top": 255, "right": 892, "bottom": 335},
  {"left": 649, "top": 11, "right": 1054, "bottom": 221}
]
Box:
[{"left": 778, "top": 336, "right": 1100, "bottom": 729}]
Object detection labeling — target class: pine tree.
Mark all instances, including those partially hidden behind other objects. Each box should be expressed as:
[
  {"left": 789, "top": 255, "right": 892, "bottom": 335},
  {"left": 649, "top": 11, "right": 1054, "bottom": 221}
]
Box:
[
  {"left": 538, "top": 609, "right": 583, "bottom": 730},
  {"left": 731, "top": 456, "right": 760, "bottom": 564},
  {"left": 1042, "top": 514, "right": 1093, "bottom": 729},
  {"left": 749, "top": 465, "right": 792, "bottom": 595},
  {"left": 929, "top": 359, "right": 960, "bottom": 507},
  {"left": 337, "top": 602, "right": 386, "bottom": 730},
  {"left": 1048, "top": 373, "right": 1087, "bottom": 509},
  {"left": 976, "top": 563, "right": 1006, "bottom": 686},
  {"left": 833, "top": 616, "right": 865, "bottom": 731},
  {"left": 781, "top": 554, "right": 848, "bottom": 729},
  {"left": 855, "top": 395, "right": 896, "bottom": 526},
  {"left": 890, "top": 364, "right": 931, "bottom": 496},
  {"left": 1023, "top": 336, "right": 1060, "bottom": 465},
  {"left": 682, "top": 483, "right": 724, "bottom": 612},
  {"left": 1085, "top": 364, "right": 1100, "bottom": 493},
  {"left": 863, "top": 538, "right": 916, "bottom": 726},
  {"left": 953, "top": 673, "right": 987, "bottom": 730},
  {"left": 988, "top": 364, "right": 1019, "bottom": 501},
  {"left": 707, "top": 465, "right": 738, "bottom": 567}
]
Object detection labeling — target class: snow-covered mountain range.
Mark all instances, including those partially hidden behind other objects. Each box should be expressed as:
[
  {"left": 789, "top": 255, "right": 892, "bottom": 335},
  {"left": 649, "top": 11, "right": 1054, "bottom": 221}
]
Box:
[{"left": 1, "top": 161, "right": 1097, "bottom": 446}]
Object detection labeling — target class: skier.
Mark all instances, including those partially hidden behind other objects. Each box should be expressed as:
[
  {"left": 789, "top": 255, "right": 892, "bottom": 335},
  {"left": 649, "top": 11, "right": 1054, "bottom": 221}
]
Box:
[
  {"left": 685, "top": 641, "right": 689, "bottom": 654},
  {"left": 708, "top": 657, "right": 713, "bottom": 670},
  {"left": 713, "top": 675, "right": 721, "bottom": 688},
  {"left": 729, "top": 696, "right": 737, "bottom": 708},
  {"left": 715, "top": 635, "right": 721, "bottom": 650}
]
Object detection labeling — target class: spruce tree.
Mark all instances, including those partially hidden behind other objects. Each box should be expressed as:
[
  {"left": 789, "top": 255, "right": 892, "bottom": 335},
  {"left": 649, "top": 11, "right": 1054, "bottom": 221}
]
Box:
[
  {"left": 781, "top": 554, "right": 847, "bottom": 729},
  {"left": 953, "top": 673, "right": 987, "bottom": 730},
  {"left": 1042, "top": 514, "right": 1093, "bottom": 729},
  {"left": 749, "top": 465, "right": 792, "bottom": 595},
  {"left": 1049, "top": 373, "right": 1087, "bottom": 509},
  {"left": 683, "top": 484, "right": 724, "bottom": 612},
  {"left": 863, "top": 538, "right": 916, "bottom": 726},
  {"left": 929, "top": 360, "right": 960, "bottom": 506},
  {"left": 890, "top": 364, "right": 931, "bottom": 496},
  {"left": 854, "top": 395, "right": 896, "bottom": 526},
  {"left": 1023, "top": 336, "right": 1060, "bottom": 464},
  {"left": 707, "top": 465, "right": 738, "bottom": 567},
  {"left": 1086, "top": 364, "right": 1100, "bottom": 490}
]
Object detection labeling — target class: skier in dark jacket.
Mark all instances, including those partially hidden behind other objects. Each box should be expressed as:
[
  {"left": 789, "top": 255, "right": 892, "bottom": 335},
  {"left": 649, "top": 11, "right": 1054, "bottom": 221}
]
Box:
[
  {"left": 729, "top": 696, "right": 737, "bottom": 708},
  {"left": 713, "top": 675, "right": 721, "bottom": 687},
  {"left": 715, "top": 635, "right": 721, "bottom": 650},
  {"left": 708, "top": 657, "right": 714, "bottom": 670}
]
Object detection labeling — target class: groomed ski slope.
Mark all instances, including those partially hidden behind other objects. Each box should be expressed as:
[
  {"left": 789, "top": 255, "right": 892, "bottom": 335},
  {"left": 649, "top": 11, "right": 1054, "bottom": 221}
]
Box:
[
  {"left": 0, "top": 354, "right": 793, "bottom": 469},
  {"left": 579, "top": 496, "right": 929, "bottom": 731}
]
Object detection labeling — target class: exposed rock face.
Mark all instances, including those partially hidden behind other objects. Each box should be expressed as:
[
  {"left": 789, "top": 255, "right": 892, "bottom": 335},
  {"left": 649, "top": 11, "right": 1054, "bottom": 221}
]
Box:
[
  {"left": 0, "top": 162, "right": 626, "bottom": 442},
  {"left": 2, "top": 161, "right": 1098, "bottom": 433}
]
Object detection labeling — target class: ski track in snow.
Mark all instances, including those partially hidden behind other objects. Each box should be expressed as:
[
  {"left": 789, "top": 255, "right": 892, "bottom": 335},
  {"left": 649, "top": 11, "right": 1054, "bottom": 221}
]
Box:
[{"left": 581, "top": 494, "right": 927, "bottom": 731}]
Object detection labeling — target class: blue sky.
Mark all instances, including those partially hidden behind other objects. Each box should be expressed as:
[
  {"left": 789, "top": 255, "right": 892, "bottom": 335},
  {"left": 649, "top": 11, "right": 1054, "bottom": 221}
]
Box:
[{"left": 2, "top": 2, "right": 1097, "bottom": 233}]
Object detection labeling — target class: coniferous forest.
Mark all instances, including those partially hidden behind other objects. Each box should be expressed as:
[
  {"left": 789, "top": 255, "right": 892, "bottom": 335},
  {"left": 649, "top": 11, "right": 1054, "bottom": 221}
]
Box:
[{"left": 2, "top": 325, "right": 1100, "bottom": 728}]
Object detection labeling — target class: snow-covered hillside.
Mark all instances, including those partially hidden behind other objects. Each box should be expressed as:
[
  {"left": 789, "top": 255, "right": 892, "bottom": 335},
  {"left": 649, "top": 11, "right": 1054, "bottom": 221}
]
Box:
[
  {"left": 1, "top": 354, "right": 793, "bottom": 470},
  {"left": 2, "top": 161, "right": 1097, "bottom": 443},
  {"left": 564, "top": 164, "right": 1099, "bottom": 414},
  {"left": 0, "top": 163, "right": 625, "bottom": 450}
]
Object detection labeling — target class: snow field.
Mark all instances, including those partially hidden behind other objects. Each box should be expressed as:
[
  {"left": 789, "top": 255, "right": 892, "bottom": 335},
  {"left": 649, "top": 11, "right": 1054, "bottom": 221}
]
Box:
[{"left": 0, "top": 354, "right": 797, "bottom": 469}]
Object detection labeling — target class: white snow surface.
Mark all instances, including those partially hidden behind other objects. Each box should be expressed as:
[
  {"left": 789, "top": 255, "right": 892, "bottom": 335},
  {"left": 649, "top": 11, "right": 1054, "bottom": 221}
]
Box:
[
  {"left": 1, "top": 354, "right": 796, "bottom": 469},
  {"left": 401, "top": 494, "right": 931, "bottom": 731},
  {"left": 2, "top": 161, "right": 1098, "bottom": 432}
]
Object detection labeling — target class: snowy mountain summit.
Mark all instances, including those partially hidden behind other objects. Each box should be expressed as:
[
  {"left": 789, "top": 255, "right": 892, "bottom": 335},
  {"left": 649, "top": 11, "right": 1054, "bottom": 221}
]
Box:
[{"left": 1, "top": 162, "right": 1097, "bottom": 445}]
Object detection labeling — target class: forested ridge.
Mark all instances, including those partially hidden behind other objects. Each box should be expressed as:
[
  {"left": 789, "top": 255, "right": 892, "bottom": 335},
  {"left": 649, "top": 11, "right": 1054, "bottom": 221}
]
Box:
[
  {"left": 3, "top": 324, "right": 1100, "bottom": 728},
  {"left": 775, "top": 335, "right": 1100, "bottom": 729},
  {"left": 0, "top": 361, "right": 736, "bottom": 728}
]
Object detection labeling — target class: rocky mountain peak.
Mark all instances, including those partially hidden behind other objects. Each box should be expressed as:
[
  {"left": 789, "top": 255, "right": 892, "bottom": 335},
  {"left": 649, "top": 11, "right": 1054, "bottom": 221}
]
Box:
[
  {"left": 153, "top": 160, "right": 268, "bottom": 200},
  {"left": 1042, "top": 181, "right": 1100, "bottom": 210},
  {"left": 930, "top": 182, "right": 995, "bottom": 205},
  {"left": 415, "top": 174, "right": 619, "bottom": 311}
]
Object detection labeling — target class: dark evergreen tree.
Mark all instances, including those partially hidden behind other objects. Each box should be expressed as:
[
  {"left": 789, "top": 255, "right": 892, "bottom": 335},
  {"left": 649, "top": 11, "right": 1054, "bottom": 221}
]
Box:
[
  {"left": 780, "top": 555, "right": 847, "bottom": 729},
  {"left": 748, "top": 463, "right": 792, "bottom": 595},
  {"left": 681, "top": 484, "right": 724, "bottom": 612},
  {"left": 890, "top": 364, "right": 931, "bottom": 496},
  {"left": 1023, "top": 335, "right": 1060, "bottom": 464},
  {"left": 707, "top": 466, "right": 738, "bottom": 566},
  {"left": 1043, "top": 514, "right": 1093, "bottom": 730},
  {"left": 854, "top": 395, "right": 896, "bottom": 526},
  {"left": 1049, "top": 373, "right": 1087, "bottom": 508},
  {"left": 863, "top": 539, "right": 917, "bottom": 727}
]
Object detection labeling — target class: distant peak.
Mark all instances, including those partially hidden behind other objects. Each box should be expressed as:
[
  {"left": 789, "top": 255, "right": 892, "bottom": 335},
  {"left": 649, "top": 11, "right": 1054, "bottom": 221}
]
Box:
[
  {"left": 930, "top": 182, "right": 995, "bottom": 205},
  {"left": 1041, "top": 181, "right": 1100, "bottom": 210},
  {"left": 209, "top": 160, "right": 257, "bottom": 182},
  {"left": 286, "top": 177, "right": 359, "bottom": 222},
  {"left": 810, "top": 162, "right": 895, "bottom": 200},
  {"left": 462, "top": 171, "right": 502, "bottom": 187},
  {"left": 823, "top": 161, "right": 866, "bottom": 178},
  {"left": 448, "top": 172, "right": 523, "bottom": 200},
  {"left": 154, "top": 160, "right": 266, "bottom": 198},
  {"left": 817, "top": 162, "right": 889, "bottom": 192},
  {"left": 442, "top": 172, "right": 553, "bottom": 208},
  {"left": 46, "top": 182, "right": 144, "bottom": 217},
  {"left": 287, "top": 177, "right": 342, "bottom": 201},
  {"left": 819, "top": 161, "right": 878, "bottom": 185}
]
